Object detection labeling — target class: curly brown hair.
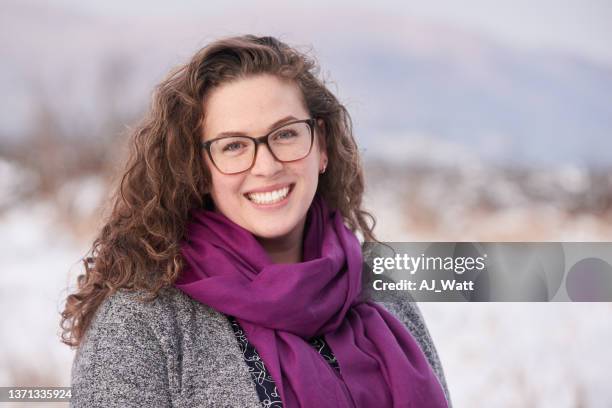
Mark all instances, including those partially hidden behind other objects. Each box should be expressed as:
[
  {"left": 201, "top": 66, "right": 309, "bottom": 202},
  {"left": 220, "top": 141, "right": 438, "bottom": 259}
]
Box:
[{"left": 60, "top": 34, "right": 377, "bottom": 348}]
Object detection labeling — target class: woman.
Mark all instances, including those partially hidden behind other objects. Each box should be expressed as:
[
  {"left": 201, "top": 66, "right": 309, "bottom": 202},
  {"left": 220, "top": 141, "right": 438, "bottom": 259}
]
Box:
[{"left": 62, "top": 35, "right": 452, "bottom": 407}]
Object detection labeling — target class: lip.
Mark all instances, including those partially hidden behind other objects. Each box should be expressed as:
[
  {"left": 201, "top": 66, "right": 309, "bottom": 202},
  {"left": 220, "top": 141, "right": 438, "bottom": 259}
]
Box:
[
  {"left": 244, "top": 183, "right": 294, "bottom": 195},
  {"left": 244, "top": 183, "right": 295, "bottom": 209}
]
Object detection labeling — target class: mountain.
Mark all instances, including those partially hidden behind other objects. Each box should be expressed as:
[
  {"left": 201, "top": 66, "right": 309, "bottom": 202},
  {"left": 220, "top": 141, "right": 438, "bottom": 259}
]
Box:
[{"left": 1, "top": 1, "right": 611, "bottom": 166}]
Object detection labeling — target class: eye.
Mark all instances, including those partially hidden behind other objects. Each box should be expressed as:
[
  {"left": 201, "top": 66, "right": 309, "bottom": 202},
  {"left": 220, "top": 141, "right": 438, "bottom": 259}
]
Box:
[
  {"left": 222, "top": 141, "right": 246, "bottom": 152},
  {"left": 272, "top": 129, "right": 298, "bottom": 141}
]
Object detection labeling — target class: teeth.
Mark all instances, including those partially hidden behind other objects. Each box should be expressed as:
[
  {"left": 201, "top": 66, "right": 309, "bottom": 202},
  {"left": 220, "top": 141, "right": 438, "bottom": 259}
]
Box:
[{"left": 247, "top": 186, "right": 291, "bottom": 204}]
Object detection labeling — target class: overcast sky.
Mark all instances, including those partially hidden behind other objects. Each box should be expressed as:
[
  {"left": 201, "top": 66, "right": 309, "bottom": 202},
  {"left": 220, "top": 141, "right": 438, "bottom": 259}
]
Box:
[{"left": 40, "top": 0, "right": 612, "bottom": 67}]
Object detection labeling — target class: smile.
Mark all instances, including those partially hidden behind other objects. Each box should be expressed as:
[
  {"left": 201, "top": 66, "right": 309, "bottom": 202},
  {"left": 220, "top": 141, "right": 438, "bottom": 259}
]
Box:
[{"left": 245, "top": 183, "right": 295, "bottom": 205}]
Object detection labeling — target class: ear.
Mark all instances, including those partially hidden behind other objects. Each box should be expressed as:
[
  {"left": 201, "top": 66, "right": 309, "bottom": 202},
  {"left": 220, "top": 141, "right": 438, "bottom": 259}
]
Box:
[{"left": 316, "top": 119, "right": 328, "bottom": 169}]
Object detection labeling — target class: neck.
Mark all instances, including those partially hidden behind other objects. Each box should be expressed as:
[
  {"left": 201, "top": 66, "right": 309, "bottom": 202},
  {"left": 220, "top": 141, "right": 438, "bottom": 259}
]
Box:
[{"left": 255, "top": 218, "right": 306, "bottom": 264}]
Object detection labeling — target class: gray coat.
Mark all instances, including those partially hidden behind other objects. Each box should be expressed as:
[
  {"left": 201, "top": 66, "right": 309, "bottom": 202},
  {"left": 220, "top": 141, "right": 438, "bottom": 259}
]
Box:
[{"left": 70, "top": 286, "right": 452, "bottom": 407}]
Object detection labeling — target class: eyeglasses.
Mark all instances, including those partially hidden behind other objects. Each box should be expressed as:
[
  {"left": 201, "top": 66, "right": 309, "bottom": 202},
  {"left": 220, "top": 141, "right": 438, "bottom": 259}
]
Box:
[{"left": 201, "top": 118, "right": 316, "bottom": 175}]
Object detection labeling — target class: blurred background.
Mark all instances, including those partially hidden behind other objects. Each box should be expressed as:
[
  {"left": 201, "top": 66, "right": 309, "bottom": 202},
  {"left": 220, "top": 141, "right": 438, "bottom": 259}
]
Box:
[{"left": 1, "top": 0, "right": 611, "bottom": 406}]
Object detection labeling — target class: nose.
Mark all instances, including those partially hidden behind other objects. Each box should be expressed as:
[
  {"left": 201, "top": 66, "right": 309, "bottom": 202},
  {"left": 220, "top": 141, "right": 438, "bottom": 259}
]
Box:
[{"left": 250, "top": 143, "right": 283, "bottom": 176}]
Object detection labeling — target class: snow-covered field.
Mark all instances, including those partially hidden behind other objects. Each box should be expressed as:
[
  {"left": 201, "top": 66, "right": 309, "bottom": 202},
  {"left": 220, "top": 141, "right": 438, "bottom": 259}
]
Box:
[
  {"left": 0, "top": 200, "right": 84, "bottom": 388},
  {"left": 365, "top": 173, "right": 612, "bottom": 407},
  {"left": 1, "top": 162, "right": 612, "bottom": 407},
  {"left": 420, "top": 302, "right": 612, "bottom": 407}
]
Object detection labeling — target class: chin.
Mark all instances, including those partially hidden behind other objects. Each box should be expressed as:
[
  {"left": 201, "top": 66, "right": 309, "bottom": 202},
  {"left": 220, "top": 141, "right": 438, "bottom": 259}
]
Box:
[{"left": 250, "top": 224, "right": 294, "bottom": 240}]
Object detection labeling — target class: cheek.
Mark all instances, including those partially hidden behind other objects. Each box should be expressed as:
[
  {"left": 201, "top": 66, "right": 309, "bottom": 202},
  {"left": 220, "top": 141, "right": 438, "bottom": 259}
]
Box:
[
  {"left": 206, "top": 164, "right": 244, "bottom": 203},
  {"left": 296, "top": 156, "right": 321, "bottom": 189},
  {"left": 307, "top": 150, "right": 323, "bottom": 174},
  {"left": 211, "top": 174, "right": 243, "bottom": 198}
]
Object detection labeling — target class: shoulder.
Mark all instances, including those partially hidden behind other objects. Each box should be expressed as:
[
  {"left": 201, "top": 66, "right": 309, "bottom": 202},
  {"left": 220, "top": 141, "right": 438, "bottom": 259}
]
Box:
[
  {"left": 78, "top": 286, "right": 230, "bottom": 358},
  {"left": 86, "top": 286, "right": 228, "bottom": 336},
  {"left": 361, "top": 268, "right": 441, "bottom": 373},
  {"left": 71, "top": 287, "right": 228, "bottom": 407},
  {"left": 91, "top": 286, "right": 201, "bottom": 324},
  {"left": 374, "top": 291, "right": 428, "bottom": 341},
  {"left": 70, "top": 289, "right": 175, "bottom": 407},
  {"left": 372, "top": 291, "right": 453, "bottom": 407},
  {"left": 73, "top": 287, "right": 192, "bottom": 364},
  {"left": 373, "top": 290, "right": 433, "bottom": 357}
]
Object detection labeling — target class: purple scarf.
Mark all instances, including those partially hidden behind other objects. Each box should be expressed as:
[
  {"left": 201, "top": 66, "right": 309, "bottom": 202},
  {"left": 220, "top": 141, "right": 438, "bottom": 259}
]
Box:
[{"left": 175, "top": 193, "right": 448, "bottom": 407}]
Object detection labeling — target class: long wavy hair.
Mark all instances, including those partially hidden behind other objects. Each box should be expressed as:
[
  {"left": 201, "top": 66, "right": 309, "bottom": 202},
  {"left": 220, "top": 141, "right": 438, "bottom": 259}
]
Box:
[{"left": 60, "top": 34, "right": 377, "bottom": 348}]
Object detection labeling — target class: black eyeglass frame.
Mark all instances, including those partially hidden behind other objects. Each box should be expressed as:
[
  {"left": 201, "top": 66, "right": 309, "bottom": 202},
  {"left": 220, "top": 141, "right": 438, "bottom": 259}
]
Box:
[{"left": 201, "top": 118, "right": 317, "bottom": 175}]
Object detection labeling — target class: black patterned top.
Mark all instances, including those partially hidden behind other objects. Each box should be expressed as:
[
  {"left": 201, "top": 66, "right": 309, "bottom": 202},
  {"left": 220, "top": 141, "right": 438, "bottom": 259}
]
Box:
[{"left": 227, "top": 315, "right": 340, "bottom": 407}]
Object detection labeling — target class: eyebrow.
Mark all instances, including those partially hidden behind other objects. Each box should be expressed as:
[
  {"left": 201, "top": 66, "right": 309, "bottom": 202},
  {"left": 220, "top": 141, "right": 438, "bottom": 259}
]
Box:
[{"left": 213, "top": 115, "right": 299, "bottom": 139}]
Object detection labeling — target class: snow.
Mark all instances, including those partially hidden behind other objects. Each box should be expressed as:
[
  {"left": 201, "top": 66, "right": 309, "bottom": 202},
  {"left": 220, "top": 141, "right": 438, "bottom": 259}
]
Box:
[
  {"left": 419, "top": 302, "right": 612, "bottom": 407},
  {"left": 0, "top": 200, "right": 83, "bottom": 388}
]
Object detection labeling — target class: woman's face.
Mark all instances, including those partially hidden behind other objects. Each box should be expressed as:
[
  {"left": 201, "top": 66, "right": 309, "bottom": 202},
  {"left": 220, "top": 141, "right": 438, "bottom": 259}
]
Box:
[{"left": 201, "top": 74, "right": 328, "bottom": 243}]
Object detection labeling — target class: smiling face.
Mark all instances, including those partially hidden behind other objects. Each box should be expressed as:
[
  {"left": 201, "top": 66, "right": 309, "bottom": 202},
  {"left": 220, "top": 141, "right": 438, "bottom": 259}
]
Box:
[{"left": 201, "top": 74, "right": 328, "bottom": 251}]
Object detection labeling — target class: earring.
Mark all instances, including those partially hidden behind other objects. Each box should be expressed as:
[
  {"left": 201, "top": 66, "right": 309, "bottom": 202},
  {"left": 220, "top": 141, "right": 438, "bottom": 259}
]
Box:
[{"left": 320, "top": 164, "right": 327, "bottom": 174}]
